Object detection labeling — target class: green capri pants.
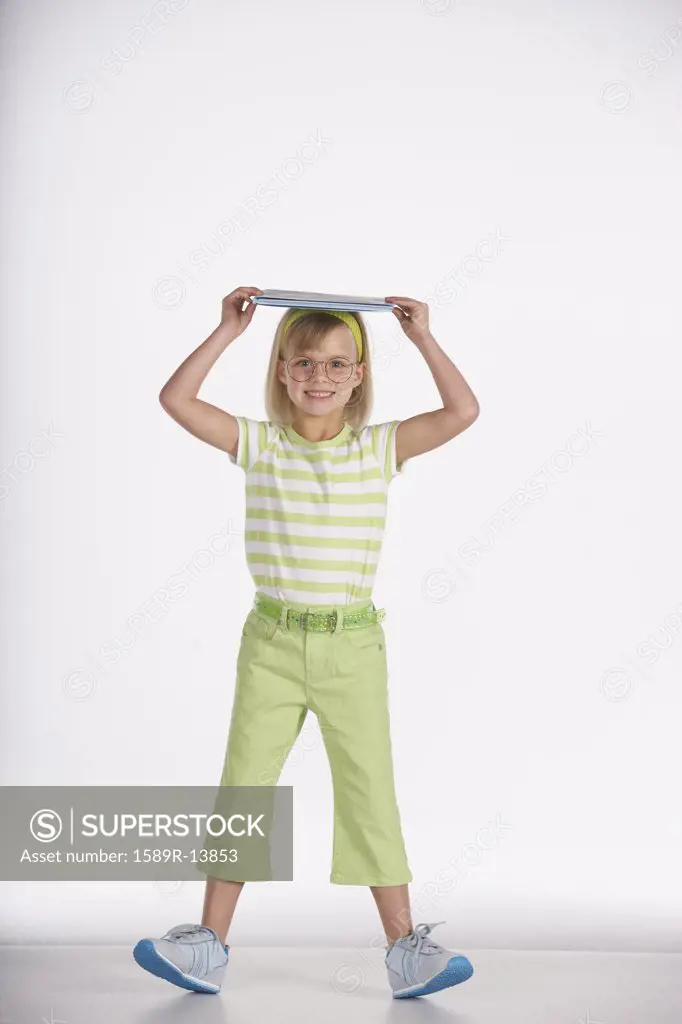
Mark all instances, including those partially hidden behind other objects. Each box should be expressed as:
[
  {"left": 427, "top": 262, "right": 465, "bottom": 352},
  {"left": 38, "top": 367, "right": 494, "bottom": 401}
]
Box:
[{"left": 209, "top": 594, "right": 412, "bottom": 887}]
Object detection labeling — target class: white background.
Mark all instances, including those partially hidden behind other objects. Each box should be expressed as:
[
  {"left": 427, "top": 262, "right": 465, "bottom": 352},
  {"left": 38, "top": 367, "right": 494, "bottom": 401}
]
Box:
[{"left": 1, "top": 0, "right": 681, "bottom": 950}]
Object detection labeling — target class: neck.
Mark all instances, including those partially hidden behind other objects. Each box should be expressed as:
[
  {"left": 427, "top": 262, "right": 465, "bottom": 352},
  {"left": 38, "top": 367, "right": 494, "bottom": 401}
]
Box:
[{"left": 289, "top": 415, "right": 347, "bottom": 443}]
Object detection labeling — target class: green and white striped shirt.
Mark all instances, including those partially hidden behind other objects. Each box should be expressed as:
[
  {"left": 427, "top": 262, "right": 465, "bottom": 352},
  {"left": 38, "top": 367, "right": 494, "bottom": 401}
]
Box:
[{"left": 229, "top": 418, "right": 406, "bottom": 606}]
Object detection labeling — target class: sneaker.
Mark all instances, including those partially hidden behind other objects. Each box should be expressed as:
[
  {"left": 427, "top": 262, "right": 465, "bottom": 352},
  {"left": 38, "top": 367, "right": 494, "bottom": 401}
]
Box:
[
  {"left": 133, "top": 923, "right": 229, "bottom": 994},
  {"left": 385, "top": 920, "right": 473, "bottom": 999}
]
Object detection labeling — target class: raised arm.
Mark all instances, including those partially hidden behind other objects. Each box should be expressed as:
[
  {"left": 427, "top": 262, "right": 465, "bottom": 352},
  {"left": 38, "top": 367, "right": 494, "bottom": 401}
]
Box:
[
  {"left": 384, "top": 295, "right": 480, "bottom": 465},
  {"left": 158, "top": 286, "right": 263, "bottom": 455}
]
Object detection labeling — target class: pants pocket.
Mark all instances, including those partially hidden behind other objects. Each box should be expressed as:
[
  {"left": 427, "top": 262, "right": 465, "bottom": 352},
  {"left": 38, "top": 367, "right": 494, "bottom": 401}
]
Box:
[
  {"left": 343, "top": 623, "right": 385, "bottom": 651},
  {"left": 241, "top": 609, "right": 280, "bottom": 642}
]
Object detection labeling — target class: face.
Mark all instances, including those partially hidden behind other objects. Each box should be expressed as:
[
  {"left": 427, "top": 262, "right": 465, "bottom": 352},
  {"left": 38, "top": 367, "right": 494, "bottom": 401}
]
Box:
[{"left": 277, "top": 325, "right": 364, "bottom": 415}]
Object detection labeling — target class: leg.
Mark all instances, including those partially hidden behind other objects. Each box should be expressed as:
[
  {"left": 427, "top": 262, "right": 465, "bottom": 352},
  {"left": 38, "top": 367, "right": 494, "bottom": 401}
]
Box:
[
  {"left": 195, "top": 613, "right": 307, "bottom": 895},
  {"left": 218, "top": 614, "right": 308, "bottom": 788},
  {"left": 370, "top": 883, "right": 413, "bottom": 942},
  {"left": 313, "top": 624, "right": 412, "bottom": 886},
  {"left": 202, "top": 878, "right": 244, "bottom": 945}
]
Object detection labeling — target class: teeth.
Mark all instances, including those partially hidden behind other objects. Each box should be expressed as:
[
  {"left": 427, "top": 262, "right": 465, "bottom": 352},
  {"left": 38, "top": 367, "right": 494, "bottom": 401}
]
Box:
[{"left": 306, "top": 391, "right": 332, "bottom": 396}]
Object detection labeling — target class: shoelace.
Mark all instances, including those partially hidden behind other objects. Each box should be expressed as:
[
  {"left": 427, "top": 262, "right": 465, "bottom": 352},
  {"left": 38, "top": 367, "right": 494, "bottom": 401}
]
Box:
[
  {"left": 386, "top": 920, "right": 447, "bottom": 957},
  {"left": 407, "top": 921, "right": 447, "bottom": 955},
  {"left": 167, "top": 923, "right": 214, "bottom": 941}
]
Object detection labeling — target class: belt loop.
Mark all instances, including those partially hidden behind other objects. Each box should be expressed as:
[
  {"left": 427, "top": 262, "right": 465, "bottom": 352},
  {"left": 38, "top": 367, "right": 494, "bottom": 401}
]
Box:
[
  {"left": 331, "top": 606, "right": 342, "bottom": 634},
  {"left": 277, "top": 601, "right": 288, "bottom": 630}
]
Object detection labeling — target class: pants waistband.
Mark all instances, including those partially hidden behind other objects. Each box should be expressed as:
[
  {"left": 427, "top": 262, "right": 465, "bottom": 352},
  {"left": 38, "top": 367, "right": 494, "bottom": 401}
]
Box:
[{"left": 253, "top": 593, "right": 386, "bottom": 634}]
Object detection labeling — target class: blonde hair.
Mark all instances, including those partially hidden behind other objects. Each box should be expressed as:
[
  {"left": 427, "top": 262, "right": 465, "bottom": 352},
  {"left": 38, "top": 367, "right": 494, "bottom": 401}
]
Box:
[{"left": 264, "top": 309, "right": 374, "bottom": 431}]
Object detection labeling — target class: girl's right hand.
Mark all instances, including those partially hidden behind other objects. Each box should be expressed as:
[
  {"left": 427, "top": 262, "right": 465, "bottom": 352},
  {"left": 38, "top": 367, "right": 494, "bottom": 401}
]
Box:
[{"left": 220, "top": 286, "right": 264, "bottom": 337}]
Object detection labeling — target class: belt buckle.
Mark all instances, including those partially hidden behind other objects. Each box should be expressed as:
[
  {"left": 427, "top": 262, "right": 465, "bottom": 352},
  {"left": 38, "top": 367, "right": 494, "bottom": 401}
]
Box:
[{"left": 328, "top": 610, "right": 337, "bottom": 633}]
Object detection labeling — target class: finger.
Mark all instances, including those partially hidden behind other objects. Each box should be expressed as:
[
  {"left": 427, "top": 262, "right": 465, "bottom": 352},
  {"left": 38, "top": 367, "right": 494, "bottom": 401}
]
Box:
[
  {"left": 387, "top": 302, "right": 420, "bottom": 318},
  {"left": 385, "top": 296, "right": 418, "bottom": 307},
  {"left": 228, "top": 290, "right": 263, "bottom": 314},
  {"left": 230, "top": 286, "right": 264, "bottom": 300}
]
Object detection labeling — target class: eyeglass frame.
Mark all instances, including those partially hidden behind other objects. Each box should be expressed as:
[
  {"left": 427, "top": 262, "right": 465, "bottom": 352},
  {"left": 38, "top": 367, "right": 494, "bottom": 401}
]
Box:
[{"left": 282, "top": 355, "right": 360, "bottom": 384}]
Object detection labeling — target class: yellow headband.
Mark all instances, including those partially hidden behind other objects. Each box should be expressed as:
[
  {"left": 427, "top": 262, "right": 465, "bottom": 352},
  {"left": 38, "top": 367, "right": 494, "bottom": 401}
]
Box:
[{"left": 280, "top": 308, "right": 363, "bottom": 361}]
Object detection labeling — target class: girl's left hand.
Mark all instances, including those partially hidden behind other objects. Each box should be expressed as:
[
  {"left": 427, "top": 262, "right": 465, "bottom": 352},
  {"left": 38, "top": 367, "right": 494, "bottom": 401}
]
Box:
[{"left": 384, "top": 296, "right": 431, "bottom": 342}]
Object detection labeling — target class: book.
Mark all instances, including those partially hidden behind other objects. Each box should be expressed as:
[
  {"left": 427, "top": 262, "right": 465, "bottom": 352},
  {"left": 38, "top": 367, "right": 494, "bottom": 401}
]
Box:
[{"left": 250, "top": 289, "right": 394, "bottom": 312}]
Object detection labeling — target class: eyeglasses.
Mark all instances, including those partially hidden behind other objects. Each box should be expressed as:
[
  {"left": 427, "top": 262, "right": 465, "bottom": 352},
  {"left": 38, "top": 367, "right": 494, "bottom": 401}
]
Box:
[{"left": 285, "top": 356, "right": 357, "bottom": 384}]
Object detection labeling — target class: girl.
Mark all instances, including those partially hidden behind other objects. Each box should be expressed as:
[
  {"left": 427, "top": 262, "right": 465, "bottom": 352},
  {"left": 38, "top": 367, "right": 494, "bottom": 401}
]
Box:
[{"left": 133, "top": 285, "right": 480, "bottom": 999}]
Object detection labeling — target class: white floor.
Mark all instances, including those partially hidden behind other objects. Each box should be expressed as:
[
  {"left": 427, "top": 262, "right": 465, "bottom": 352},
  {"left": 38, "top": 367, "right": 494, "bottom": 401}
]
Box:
[{"left": 1, "top": 946, "right": 681, "bottom": 1023}]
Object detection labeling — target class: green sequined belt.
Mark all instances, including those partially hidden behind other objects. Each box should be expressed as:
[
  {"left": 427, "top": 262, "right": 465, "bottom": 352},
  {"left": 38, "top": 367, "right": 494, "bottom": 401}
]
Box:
[{"left": 253, "top": 594, "right": 386, "bottom": 633}]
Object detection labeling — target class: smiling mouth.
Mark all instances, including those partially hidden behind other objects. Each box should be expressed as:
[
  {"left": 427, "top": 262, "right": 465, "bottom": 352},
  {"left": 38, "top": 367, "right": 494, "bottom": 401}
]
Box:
[{"left": 305, "top": 390, "right": 334, "bottom": 397}]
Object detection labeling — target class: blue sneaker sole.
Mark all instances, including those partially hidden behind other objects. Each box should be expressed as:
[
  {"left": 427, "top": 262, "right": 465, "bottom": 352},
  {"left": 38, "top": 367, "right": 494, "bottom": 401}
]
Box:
[
  {"left": 392, "top": 955, "right": 474, "bottom": 999},
  {"left": 132, "top": 939, "right": 225, "bottom": 994}
]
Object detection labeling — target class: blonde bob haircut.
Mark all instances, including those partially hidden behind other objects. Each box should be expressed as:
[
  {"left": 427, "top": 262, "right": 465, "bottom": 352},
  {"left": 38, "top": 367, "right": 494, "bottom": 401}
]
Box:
[{"left": 264, "top": 309, "right": 374, "bottom": 432}]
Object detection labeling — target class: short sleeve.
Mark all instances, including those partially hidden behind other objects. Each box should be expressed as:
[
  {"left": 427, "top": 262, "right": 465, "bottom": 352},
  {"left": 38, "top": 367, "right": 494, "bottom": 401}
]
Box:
[
  {"left": 369, "top": 420, "right": 407, "bottom": 482},
  {"left": 228, "top": 416, "right": 279, "bottom": 472}
]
